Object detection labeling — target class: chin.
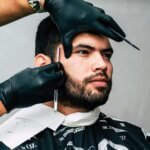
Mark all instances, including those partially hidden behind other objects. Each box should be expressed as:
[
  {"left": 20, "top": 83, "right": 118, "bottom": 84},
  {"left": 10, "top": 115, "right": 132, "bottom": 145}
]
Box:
[{"left": 87, "top": 86, "right": 106, "bottom": 95}]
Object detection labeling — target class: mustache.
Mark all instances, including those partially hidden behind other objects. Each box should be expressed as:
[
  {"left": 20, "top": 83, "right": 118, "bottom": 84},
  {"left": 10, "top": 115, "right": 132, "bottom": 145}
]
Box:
[{"left": 83, "top": 72, "right": 109, "bottom": 85}]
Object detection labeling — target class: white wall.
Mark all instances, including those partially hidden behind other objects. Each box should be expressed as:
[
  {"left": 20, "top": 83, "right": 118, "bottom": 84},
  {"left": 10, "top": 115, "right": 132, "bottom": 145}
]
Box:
[{"left": 0, "top": 0, "right": 150, "bottom": 130}]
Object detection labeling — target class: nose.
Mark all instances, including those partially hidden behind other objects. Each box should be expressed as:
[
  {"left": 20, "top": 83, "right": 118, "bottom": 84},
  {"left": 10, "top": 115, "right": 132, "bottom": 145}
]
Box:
[{"left": 91, "top": 53, "right": 107, "bottom": 72}]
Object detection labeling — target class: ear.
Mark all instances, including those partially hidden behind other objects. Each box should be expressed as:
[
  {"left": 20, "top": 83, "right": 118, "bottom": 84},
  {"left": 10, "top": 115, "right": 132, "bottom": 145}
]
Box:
[{"left": 34, "top": 54, "right": 51, "bottom": 67}]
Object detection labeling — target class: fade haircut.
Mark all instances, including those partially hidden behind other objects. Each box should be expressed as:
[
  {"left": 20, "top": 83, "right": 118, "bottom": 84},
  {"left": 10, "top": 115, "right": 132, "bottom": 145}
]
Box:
[{"left": 35, "top": 16, "right": 62, "bottom": 61}]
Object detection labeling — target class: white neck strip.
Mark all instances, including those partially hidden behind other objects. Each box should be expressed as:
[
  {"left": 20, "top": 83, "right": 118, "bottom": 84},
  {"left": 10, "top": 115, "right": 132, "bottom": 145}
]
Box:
[{"left": 63, "top": 107, "right": 101, "bottom": 127}]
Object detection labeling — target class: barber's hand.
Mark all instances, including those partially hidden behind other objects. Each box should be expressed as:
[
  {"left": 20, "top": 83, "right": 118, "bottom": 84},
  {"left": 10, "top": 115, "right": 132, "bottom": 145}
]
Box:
[
  {"left": 0, "top": 63, "right": 65, "bottom": 112},
  {"left": 44, "top": 0, "right": 126, "bottom": 58}
]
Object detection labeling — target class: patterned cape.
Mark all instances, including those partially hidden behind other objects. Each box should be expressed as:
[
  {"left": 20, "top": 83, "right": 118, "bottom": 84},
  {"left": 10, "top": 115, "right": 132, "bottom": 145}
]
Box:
[{"left": 0, "top": 112, "right": 150, "bottom": 150}]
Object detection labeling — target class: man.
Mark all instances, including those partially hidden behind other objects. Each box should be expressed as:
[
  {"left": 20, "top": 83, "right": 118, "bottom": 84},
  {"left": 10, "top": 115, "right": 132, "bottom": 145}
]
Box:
[
  {"left": 0, "top": 0, "right": 126, "bottom": 114},
  {"left": 0, "top": 15, "right": 150, "bottom": 149}
]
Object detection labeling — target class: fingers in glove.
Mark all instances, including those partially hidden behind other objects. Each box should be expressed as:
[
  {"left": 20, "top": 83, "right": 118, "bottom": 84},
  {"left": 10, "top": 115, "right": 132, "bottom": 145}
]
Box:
[
  {"left": 63, "top": 34, "right": 73, "bottom": 58},
  {"left": 100, "top": 15, "right": 125, "bottom": 37},
  {"left": 84, "top": 1, "right": 93, "bottom": 6},
  {"left": 38, "top": 62, "right": 63, "bottom": 73},
  {"left": 96, "top": 11, "right": 126, "bottom": 38},
  {"left": 93, "top": 6, "right": 105, "bottom": 14},
  {"left": 93, "top": 22, "right": 123, "bottom": 41}
]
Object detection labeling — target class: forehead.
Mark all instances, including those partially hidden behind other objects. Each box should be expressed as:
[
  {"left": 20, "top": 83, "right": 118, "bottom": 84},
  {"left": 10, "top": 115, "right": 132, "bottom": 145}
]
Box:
[{"left": 72, "top": 33, "right": 111, "bottom": 49}]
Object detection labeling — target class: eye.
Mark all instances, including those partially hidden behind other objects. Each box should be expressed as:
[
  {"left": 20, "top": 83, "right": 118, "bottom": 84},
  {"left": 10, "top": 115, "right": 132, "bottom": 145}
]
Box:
[
  {"left": 102, "top": 52, "right": 113, "bottom": 60},
  {"left": 76, "top": 50, "right": 89, "bottom": 55}
]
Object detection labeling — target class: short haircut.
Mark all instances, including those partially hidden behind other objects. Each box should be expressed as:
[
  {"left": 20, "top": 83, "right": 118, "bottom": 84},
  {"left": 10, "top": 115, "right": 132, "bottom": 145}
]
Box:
[{"left": 35, "top": 16, "right": 62, "bottom": 61}]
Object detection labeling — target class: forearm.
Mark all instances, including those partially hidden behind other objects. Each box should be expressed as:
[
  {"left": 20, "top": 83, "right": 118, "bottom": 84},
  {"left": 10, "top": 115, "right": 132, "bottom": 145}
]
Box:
[
  {"left": 0, "top": 0, "right": 45, "bottom": 26},
  {"left": 0, "top": 101, "right": 7, "bottom": 116}
]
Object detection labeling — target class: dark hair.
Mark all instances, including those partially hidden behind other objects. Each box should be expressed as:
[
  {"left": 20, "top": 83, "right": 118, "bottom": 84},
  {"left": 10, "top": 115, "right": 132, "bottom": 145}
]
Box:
[{"left": 35, "top": 16, "right": 62, "bottom": 61}]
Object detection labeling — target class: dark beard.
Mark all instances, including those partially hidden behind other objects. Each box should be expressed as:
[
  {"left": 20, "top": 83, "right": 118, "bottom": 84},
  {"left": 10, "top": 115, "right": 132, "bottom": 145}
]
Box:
[{"left": 59, "top": 72, "right": 112, "bottom": 111}]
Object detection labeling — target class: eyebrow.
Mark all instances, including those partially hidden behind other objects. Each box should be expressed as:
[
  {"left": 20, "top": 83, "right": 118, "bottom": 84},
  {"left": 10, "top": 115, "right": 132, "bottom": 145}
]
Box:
[
  {"left": 74, "top": 44, "right": 95, "bottom": 50},
  {"left": 74, "top": 44, "right": 114, "bottom": 53},
  {"left": 102, "top": 47, "right": 114, "bottom": 54}
]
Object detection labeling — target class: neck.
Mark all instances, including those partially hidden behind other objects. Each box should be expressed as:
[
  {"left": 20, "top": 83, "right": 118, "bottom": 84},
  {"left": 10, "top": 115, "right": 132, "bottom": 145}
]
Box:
[{"left": 44, "top": 101, "right": 88, "bottom": 115}]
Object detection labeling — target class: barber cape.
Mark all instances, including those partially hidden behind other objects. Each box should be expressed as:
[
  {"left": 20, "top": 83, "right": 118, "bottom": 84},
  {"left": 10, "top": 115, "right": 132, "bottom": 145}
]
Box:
[{"left": 0, "top": 104, "right": 150, "bottom": 150}]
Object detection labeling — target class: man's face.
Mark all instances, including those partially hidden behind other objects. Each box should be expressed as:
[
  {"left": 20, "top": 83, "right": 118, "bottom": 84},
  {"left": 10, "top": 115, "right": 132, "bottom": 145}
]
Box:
[{"left": 59, "top": 33, "right": 113, "bottom": 110}]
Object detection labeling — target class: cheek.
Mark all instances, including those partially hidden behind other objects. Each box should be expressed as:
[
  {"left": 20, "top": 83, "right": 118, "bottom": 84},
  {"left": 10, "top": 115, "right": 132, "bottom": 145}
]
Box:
[
  {"left": 106, "top": 62, "right": 113, "bottom": 78},
  {"left": 59, "top": 47, "right": 90, "bottom": 82},
  {"left": 62, "top": 59, "right": 88, "bottom": 82}
]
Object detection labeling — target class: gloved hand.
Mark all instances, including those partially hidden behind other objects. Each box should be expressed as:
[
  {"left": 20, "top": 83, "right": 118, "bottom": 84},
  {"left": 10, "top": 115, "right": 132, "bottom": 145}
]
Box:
[
  {"left": 44, "top": 0, "right": 126, "bottom": 58},
  {"left": 0, "top": 62, "right": 65, "bottom": 112}
]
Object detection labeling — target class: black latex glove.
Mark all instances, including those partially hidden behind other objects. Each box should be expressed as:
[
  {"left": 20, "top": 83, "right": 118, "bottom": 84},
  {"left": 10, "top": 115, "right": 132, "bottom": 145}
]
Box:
[
  {"left": 0, "top": 62, "right": 65, "bottom": 112},
  {"left": 44, "top": 0, "right": 126, "bottom": 58}
]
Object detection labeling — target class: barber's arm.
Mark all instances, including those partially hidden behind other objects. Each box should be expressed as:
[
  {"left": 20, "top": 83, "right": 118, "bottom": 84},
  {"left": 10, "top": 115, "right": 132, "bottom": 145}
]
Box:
[
  {"left": 0, "top": 0, "right": 45, "bottom": 26},
  {"left": 0, "top": 63, "right": 65, "bottom": 115},
  {"left": 0, "top": 101, "right": 7, "bottom": 116}
]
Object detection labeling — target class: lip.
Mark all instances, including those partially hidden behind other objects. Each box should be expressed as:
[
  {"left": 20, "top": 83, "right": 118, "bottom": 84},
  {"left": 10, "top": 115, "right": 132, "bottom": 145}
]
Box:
[{"left": 89, "top": 77, "right": 108, "bottom": 87}]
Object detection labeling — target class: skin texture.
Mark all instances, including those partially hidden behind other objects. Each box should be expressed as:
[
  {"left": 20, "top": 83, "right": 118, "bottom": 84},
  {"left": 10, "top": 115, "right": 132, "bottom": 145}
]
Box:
[{"left": 35, "top": 33, "right": 113, "bottom": 115}]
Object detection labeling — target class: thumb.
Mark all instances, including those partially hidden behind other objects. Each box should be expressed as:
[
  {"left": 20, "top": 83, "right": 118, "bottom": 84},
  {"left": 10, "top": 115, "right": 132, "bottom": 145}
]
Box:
[{"left": 63, "top": 34, "right": 74, "bottom": 58}]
